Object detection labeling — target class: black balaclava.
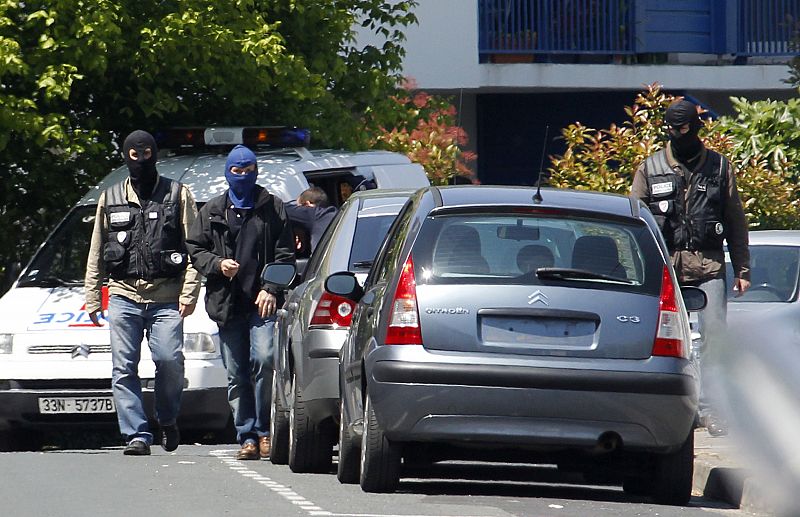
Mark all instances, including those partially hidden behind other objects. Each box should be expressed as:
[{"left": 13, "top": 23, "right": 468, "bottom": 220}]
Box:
[
  {"left": 665, "top": 99, "right": 703, "bottom": 164},
  {"left": 123, "top": 130, "right": 158, "bottom": 199}
]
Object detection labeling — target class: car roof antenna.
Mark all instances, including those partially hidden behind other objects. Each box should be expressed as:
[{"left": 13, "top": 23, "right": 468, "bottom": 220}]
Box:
[{"left": 533, "top": 125, "right": 549, "bottom": 204}]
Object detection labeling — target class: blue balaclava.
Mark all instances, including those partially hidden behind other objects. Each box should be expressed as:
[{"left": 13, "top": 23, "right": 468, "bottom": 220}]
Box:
[{"left": 225, "top": 145, "right": 258, "bottom": 209}]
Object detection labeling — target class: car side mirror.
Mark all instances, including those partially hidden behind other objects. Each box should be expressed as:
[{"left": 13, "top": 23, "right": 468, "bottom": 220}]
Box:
[
  {"left": 681, "top": 287, "right": 707, "bottom": 312},
  {"left": 261, "top": 262, "right": 296, "bottom": 290},
  {"left": 325, "top": 271, "right": 364, "bottom": 302}
]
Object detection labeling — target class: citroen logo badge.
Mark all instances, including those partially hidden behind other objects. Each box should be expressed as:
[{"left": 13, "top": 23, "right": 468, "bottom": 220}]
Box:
[
  {"left": 71, "top": 344, "right": 91, "bottom": 359},
  {"left": 527, "top": 290, "right": 549, "bottom": 306}
]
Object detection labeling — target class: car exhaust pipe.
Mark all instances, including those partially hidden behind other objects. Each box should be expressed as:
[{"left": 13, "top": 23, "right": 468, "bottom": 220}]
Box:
[{"left": 594, "top": 432, "right": 622, "bottom": 454}]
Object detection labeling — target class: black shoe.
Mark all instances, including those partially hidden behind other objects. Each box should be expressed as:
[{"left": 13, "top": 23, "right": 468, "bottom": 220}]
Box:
[
  {"left": 160, "top": 424, "right": 180, "bottom": 452},
  {"left": 124, "top": 439, "right": 151, "bottom": 456}
]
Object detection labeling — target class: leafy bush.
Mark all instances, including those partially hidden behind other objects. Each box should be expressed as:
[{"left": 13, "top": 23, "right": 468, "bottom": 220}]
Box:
[
  {"left": 549, "top": 83, "right": 800, "bottom": 229},
  {"left": 374, "top": 79, "right": 477, "bottom": 186}
]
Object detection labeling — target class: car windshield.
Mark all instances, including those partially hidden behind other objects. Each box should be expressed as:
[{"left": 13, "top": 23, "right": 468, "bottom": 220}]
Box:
[
  {"left": 412, "top": 212, "right": 663, "bottom": 295},
  {"left": 348, "top": 214, "right": 398, "bottom": 270},
  {"left": 18, "top": 206, "right": 96, "bottom": 287},
  {"left": 727, "top": 245, "right": 800, "bottom": 302}
]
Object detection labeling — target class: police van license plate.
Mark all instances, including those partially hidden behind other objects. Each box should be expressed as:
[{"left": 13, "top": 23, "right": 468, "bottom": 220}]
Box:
[{"left": 38, "top": 397, "right": 116, "bottom": 414}]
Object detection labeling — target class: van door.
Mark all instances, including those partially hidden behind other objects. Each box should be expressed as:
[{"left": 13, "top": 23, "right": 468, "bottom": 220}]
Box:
[{"left": 371, "top": 164, "right": 429, "bottom": 189}]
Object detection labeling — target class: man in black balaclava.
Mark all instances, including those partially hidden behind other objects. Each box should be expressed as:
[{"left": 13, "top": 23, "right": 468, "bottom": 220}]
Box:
[
  {"left": 123, "top": 130, "right": 159, "bottom": 199},
  {"left": 85, "top": 129, "right": 200, "bottom": 456},
  {"left": 664, "top": 99, "right": 704, "bottom": 166},
  {"left": 631, "top": 98, "right": 750, "bottom": 438}
]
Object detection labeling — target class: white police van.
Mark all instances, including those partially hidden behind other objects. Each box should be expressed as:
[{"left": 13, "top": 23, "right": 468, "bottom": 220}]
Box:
[{"left": 0, "top": 127, "right": 429, "bottom": 450}]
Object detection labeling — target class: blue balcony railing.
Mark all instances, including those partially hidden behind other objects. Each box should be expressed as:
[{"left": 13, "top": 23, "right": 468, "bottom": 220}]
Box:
[{"left": 478, "top": 0, "right": 800, "bottom": 59}]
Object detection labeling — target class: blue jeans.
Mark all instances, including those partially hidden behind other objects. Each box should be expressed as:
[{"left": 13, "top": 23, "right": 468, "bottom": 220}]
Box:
[
  {"left": 218, "top": 311, "right": 275, "bottom": 445},
  {"left": 108, "top": 295, "right": 185, "bottom": 444},
  {"left": 693, "top": 276, "right": 728, "bottom": 420}
]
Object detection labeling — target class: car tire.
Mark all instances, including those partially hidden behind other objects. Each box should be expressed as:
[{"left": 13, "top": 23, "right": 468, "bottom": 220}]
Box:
[
  {"left": 269, "top": 373, "right": 290, "bottom": 465},
  {"left": 288, "top": 373, "right": 332, "bottom": 473},
  {"left": 650, "top": 431, "right": 694, "bottom": 506},
  {"left": 337, "top": 399, "right": 360, "bottom": 484},
  {"left": 359, "top": 391, "right": 401, "bottom": 493},
  {"left": 622, "top": 476, "right": 652, "bottom": 496}
]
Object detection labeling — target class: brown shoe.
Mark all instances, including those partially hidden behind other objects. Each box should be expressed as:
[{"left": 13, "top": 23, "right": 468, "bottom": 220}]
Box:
[
  {"left": 236, "top": 442, "right": 259, "bottom": 460},
  {"left": 259, "top": 436, "right": 270, "bottom": 459}
]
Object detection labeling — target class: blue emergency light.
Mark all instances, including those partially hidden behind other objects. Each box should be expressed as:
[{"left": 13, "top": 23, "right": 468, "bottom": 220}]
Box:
[{"left": 155, "top": 126, "right": 311, "bottom": 149}]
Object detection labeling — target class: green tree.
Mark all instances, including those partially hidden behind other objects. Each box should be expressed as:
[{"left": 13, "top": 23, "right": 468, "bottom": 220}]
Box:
[
  {"left": 0, "top": 0, "right": 418, "bottom": 282},
  {"left": 549, "top": 83, "right": 800, "bottom": 230}
]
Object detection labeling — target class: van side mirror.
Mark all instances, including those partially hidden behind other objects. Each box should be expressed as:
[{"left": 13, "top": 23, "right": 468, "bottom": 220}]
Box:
[
  {"left": 324, "top": 271, "right": 364, "bottom": 302},
  {"left": 681, "top": 287, "right": 707, "bottom": 312},
  {"left": 261, "top": 262, "right": 296, "bottom": 290}
]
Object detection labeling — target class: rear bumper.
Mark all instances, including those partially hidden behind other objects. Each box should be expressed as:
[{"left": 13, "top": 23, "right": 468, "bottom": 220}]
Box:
[{"left": 366, "top": 349, "right": 697, "bottom": 453}]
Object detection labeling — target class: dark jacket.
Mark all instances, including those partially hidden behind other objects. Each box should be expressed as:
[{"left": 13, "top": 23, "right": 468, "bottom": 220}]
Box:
[
  {"left": 186, "top": 186, "right": 295, "bottom": 326},
  {"left": 284, "top": 200, "right": 337, "bottom": 251}
]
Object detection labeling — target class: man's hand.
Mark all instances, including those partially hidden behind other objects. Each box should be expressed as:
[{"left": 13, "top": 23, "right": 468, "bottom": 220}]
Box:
[
  {"left": 179, "top": 303, "right": 196, "bottom": 318},
  {"left": 88, "top": 310, "right": 104, "bottom": 327},
  {"left": 733, "top": 277, "right": 751, "bottom": 297},
  {"left": 220, "top": 258, "right": 240, "bottom": 279},
  {"left": 255, "top": 290, "right": 277, "bottom": 318}
]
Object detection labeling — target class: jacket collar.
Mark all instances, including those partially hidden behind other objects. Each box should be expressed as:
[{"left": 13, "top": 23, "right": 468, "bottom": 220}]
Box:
[{"left": 208, "top": 185, "right": 272, "bottom": 219}]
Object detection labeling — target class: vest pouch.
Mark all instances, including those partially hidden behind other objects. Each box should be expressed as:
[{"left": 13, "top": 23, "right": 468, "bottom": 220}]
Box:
[
  {"left": 160, "top": 250, "right": 188, "bottom": 275},
  {"left": 103, "top": 241, "right": 127, "bottom": 270}
]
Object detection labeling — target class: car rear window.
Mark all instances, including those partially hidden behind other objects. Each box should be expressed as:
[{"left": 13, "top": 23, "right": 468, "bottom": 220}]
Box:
[
  {"left": 348, "top": 214, "right": 398, "bottom": 270},
  {"left": 726, "top": 245, "right": 800, "bottom": 302},
  {"left": 411, "top": 212, "right": 663, "bottom": 295}
]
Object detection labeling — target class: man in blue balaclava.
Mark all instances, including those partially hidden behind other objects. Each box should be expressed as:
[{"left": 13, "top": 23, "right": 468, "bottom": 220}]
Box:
[{"left": 187, "top": 145, "right": 295, "bottom": 460}]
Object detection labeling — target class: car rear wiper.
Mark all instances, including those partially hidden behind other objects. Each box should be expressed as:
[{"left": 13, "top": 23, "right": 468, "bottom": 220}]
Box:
[
  {"left": 351, "top": 260, "right": 373, "bottom": 269},
  {"left": 536, "top": 267, "right": 634, "bottom": 285}
]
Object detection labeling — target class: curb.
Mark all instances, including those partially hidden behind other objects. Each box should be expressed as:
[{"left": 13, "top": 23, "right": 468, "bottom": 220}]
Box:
[{"left": 693, "top": 458, "right": 775, "bottom": 514}]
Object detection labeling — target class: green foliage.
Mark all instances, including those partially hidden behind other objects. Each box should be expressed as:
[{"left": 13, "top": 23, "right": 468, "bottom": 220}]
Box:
[
  {"left": 549, "top": 83, "right": 800, "bottom": 230},
  {"left": 374, "top": 80, "right": 477, "bottom": 185},
  {"left": 0, "top": 0, "right": 418, "bottom": 277}
]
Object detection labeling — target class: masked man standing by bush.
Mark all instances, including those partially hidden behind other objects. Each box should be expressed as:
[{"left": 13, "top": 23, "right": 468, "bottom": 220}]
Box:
[
  {"left": 187, "top": 145, "right": 294, "bottom": 460},
  {"left": 631, "top": 99, "right": 751, "bottom": 437},
  {"left": 85, "top": 130, "right": 200, "bottom": 456}
]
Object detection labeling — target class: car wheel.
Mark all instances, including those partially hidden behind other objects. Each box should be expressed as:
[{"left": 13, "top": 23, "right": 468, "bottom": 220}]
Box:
[
  {"left": 650, "top": 431, "right": 694, "bottom": 505},
  {"left": 622, "top": 475, "right": 652, "bottom": 496},
  {"left": 269, "top": 373, "right": 290, "bottom": 464},
  {"left": 337, "top": 398, "right": 360, "bottom": 484},
  {"left": 288, "top": 373, "right": 332, "bottom": 473},
  {"left": 359, "top": 391, "right": 401, "bottom": 493}
]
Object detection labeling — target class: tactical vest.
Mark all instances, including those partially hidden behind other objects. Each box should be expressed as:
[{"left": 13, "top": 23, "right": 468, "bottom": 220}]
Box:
[
  {"left": 643, "top": 149, "right": 729, "bottom": 253},
  {"left": 102, "top": 178, "right": 188, "bottom": 280}
]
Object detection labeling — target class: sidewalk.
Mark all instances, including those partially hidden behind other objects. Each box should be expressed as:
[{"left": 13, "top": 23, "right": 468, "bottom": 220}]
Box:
[{"left": 693, "top": 428, "right": 778, "bottom": 515}]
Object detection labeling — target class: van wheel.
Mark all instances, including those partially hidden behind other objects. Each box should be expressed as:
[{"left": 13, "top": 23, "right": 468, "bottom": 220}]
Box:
[
  {"left": 650, "top": 431, "right": 694, "bottom": 505},
  {"left": 359, "top": 392, "right": 401, "bottom": 493},
  {"left": 269, "top": 373, "right": 290, "bottom": 464},
  {"left": 337, "top": 399, "right": 359, "bottom": 484},
  {"left": 288, "top": 373, "right": 332, "bottom": 473}
]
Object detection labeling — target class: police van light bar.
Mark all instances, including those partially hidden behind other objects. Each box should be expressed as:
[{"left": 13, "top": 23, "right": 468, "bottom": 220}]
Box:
[{"left": 155, "top": 127, "right": 311, "bottom": 149}]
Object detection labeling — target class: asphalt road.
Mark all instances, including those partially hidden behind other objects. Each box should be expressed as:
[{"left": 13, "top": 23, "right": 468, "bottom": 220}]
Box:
[{"left": 0, "top": 442, "right": 749, "bottom": 517}]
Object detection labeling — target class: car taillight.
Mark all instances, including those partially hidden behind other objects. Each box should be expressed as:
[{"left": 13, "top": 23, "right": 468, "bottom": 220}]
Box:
[
  {"left": 652, "top": 264, "right": 687, "bottom": 358},
  {"left": 310, "top": 292, "right": 356, "bottom": 328},
  {"left": 385, "top": 256, "right": 422, "bottom": 345}
]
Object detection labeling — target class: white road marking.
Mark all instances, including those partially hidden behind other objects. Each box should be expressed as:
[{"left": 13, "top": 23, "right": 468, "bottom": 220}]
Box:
[{"left": 209, "top": 449, "right": 501, "bottom": 517}]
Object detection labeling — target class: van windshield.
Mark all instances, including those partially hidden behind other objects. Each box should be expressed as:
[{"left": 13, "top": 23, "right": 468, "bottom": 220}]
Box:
[{"left": 18, "top": 206, "right": 97, "bottom": 287}]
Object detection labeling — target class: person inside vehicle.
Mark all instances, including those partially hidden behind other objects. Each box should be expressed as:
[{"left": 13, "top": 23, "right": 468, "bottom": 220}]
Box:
[
  {"left": 186, "top": 144, "right": 295, "bottom": 460},
  {"left": 284, "top": 186, "right": 338, "bottom": 253},
  {"left": 516, "top": 244, "right": 555, "bottom": 274}
]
